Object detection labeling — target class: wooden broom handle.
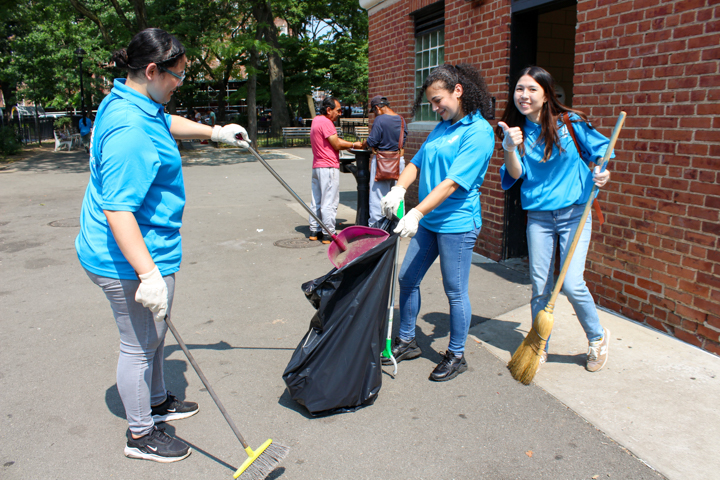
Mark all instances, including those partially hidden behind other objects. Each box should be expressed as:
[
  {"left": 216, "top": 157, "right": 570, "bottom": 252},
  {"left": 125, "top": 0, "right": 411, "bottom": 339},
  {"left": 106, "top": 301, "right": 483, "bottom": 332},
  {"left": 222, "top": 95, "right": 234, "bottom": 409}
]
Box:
[{"left": 546, "top": 111, "right": 626, "bottom": 307}]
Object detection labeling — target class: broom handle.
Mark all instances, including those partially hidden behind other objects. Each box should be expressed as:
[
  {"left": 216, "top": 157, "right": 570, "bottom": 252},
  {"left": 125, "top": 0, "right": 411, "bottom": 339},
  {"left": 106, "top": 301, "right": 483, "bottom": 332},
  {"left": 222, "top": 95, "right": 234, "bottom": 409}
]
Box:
[
  {"left": 164, "top": 315, "right": 250, "bottom": 449},
  {"left": 546, "top": 111, "right": 626, "bottom": 308},
  {"left": 243, "top": 143, "right": 342, "bottom": 245}
]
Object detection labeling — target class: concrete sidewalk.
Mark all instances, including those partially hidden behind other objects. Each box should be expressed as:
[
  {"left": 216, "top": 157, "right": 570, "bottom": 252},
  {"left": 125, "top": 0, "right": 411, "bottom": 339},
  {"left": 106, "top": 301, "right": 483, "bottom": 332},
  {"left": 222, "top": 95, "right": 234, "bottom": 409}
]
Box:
[
  {"left": 0, "top": 144, "right": 694, "bottom": 480},
  {"left": 470, "top": 295, "right": 720, "bottom": 480}
]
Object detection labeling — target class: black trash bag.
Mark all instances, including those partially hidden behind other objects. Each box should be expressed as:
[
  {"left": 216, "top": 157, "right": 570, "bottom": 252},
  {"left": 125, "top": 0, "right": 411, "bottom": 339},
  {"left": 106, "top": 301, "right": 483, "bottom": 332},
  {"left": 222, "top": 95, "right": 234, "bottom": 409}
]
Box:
[{"left": 282, "top": 226, "right": 398, "bottom": 417}]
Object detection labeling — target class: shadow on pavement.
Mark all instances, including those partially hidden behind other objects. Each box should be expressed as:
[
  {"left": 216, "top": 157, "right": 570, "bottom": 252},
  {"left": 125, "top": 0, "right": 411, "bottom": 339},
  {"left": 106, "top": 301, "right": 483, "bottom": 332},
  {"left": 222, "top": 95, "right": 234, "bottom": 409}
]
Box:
[
  {"left": 277, "top": 389, "right": 315, "bottom": 419},
  {"left": 472, "top": 261, "right": 531, "bottom": 285},
  {"left": 469, "top": 317, "right": 527, "bottom": 357},
  {"left": 1, "top": 150, "right": 90, "bottom": 174},
  {"left": 165, "top": 425, "right": 239, "bottom": 473}
]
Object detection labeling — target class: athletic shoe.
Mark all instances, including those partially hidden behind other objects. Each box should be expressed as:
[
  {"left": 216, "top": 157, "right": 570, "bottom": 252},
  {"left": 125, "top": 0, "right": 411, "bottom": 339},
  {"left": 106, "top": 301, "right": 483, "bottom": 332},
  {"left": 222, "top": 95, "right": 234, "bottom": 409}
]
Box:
[
  {"left": 321, "top": 239, "right": 331, "bottom": 244},
  {"left": 536, "top": 350, "right": 548, "bottom": 373},
  {"left": 429, "top": 350, "right": 468, "bottom": 382},
  {"left": 586, "top": 327, "right": 610, "bottom": 372},
  {"left": 124, "top": 426, "right": 191, "bottom": 463},
  {"left": 309, "top": 232, "right": 320, "bottom": 241},
  {"left": 151, "top": 391, "right": 199, "bottom": 422},
  {"left": 382, "top": 337, "right": 422, "bottom": 365}
]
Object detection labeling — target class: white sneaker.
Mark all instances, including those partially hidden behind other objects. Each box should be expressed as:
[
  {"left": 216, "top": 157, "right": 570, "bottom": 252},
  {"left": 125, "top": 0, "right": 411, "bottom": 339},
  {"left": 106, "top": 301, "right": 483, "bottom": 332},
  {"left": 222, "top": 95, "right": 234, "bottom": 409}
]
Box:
[{"left": 586, "top": 327, "right": 610, "bottom": 372}]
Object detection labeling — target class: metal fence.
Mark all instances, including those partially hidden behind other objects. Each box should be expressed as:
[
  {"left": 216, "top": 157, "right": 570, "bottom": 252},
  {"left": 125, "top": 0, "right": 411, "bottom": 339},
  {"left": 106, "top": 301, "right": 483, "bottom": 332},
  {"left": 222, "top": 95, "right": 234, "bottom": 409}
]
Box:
[{"left": 6, "top": 116, "right": 55, "bottom": 144}]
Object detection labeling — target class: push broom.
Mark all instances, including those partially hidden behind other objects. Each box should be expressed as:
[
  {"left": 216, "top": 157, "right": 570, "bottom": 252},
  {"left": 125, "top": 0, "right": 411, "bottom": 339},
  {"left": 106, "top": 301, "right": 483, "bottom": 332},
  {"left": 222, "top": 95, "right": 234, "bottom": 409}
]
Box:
[
  {"left": 508, "top": 111, "right": 626, "bottom": 385},
  {"left": 164, "top": 315, "right": 290, "bottom": 479}
]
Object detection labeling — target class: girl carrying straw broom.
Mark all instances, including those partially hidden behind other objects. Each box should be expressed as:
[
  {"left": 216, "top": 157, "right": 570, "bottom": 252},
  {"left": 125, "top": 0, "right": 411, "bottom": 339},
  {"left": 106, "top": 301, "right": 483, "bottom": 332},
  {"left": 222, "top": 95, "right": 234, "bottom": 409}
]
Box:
[{"left": 496, "top": 66, "right": 613, "bottom": 374}]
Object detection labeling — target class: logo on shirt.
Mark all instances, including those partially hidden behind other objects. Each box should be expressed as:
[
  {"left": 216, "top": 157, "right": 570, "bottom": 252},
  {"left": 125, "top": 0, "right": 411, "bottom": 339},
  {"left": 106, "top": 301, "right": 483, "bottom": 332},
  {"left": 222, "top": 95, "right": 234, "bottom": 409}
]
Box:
[{"left": 447, "top": 135, "right": 460, "bottom": 144}]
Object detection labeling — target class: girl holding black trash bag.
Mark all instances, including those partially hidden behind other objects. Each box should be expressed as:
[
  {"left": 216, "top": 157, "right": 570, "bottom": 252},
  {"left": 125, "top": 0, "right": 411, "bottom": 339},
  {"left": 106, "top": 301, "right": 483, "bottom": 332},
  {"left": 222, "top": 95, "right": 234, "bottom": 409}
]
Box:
[
  {"left": 75, "top": 28, "right": 250, "bottom": 463},
  {"left": 380, "top": 64, "right": 494, "bottom": 382},
  {"left": 496, "top": 66, "right": 612, "bottom": 373}
]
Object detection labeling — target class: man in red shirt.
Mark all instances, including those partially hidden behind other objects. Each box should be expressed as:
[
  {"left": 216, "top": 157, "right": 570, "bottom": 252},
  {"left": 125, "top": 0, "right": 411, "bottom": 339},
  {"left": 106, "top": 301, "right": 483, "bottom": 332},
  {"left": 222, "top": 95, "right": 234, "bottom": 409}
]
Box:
[{"left": 309, "top": 97, "right": 361, "bottom": 243}]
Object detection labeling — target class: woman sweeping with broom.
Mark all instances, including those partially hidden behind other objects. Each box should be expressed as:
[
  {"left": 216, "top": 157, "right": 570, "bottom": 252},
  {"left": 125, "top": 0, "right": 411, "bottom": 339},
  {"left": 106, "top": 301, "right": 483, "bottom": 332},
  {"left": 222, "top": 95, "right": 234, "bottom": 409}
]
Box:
[
  {"left": 497, "top": 66, "right": 613, "bottom": 375},
  {"left": 75, "top": 28, "right": 251, "bottom": 463}
]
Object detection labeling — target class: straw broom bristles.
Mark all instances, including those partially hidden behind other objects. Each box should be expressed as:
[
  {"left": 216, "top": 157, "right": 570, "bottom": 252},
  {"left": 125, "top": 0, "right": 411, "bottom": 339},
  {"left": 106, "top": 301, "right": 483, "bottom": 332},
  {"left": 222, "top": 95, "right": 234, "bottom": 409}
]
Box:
[{"left": 508, "top": 305, "right": 555, "bottom": 385}]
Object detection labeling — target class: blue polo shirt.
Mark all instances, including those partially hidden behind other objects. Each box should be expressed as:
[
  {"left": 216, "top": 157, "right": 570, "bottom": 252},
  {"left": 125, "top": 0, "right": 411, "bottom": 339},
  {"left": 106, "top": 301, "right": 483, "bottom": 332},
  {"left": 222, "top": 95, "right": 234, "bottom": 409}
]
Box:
[
  {"left": 411, "top": 110, "right": 494, "bottom": 233},
  {"left": 75, "top": 79, "right": 185, "bottom": 279},
  {"left": 500, "top": 114, "right": 613, "bottom": 212}
]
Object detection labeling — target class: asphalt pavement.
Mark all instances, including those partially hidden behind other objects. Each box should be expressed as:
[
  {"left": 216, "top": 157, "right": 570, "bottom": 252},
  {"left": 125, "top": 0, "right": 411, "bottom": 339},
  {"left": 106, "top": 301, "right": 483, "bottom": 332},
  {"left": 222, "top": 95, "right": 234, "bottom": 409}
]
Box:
[{"left": 1, "top": 144, "right": 710, "bottom": 479}]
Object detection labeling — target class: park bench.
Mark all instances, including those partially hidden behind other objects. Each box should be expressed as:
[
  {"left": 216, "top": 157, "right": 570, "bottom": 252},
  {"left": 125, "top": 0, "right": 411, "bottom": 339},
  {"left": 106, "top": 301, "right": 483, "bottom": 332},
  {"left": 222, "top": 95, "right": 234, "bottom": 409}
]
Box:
[
  {"left": 354, "top": 126, "right": 369, "bottom": 143},
  {"left": 53, "top": 131, "right": 73, "bottom": 151},
  {"left": 282, "top": 126, "right": 344, "bottom": 148}
]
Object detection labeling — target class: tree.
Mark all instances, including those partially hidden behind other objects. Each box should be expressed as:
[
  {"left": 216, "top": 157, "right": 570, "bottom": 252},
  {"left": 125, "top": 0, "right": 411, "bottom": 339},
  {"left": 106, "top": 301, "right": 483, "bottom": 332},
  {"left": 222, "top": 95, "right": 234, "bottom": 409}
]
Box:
[{"left": 252, "top": 0, "right": 291, "bottom": 135}]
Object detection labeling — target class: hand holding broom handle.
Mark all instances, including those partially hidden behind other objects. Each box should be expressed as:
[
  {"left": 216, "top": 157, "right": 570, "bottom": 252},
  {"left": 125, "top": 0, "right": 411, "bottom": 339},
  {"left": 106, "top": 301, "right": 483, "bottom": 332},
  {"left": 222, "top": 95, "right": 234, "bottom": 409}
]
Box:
[
  {"left": 544, "top": 111, "right": 627, "bottom": 312},
  {"left": 237, "top": 136, "right": 347, "bottom": 251},
  {"left": 508, "top": 111, "right": 626, "bottom": 385}
]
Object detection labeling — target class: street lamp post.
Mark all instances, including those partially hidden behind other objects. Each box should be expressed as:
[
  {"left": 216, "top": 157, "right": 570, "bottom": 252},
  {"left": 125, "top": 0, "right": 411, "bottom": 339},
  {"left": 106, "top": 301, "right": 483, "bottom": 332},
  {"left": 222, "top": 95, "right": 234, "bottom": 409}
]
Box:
[{"left": 75, "top": 48, "right": 86, "bottom": 114}]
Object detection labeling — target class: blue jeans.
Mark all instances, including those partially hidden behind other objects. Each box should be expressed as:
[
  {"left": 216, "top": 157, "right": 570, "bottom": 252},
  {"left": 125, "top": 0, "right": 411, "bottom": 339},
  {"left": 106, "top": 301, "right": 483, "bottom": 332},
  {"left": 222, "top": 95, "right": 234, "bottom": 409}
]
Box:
[
  {"left": 398, "top": 224, "right": 480, "bottom": 354},
  {"left": 527, "top": 205, "right": 603, "bottom": 345}
]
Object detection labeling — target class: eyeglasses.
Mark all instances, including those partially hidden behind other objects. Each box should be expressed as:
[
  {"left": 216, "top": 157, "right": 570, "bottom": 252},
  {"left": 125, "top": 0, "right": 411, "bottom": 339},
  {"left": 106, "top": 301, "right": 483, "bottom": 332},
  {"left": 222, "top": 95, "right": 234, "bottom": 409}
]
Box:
[{"left": 158, "top": 65, "right": 185, "bottom": 83}]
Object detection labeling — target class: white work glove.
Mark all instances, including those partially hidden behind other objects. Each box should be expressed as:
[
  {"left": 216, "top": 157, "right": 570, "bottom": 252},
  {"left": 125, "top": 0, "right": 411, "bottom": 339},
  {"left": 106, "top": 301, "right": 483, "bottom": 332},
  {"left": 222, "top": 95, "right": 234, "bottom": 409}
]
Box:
[
  {"left": 211, "top": 124, "right": 250, "bottom": 149},
  {"left": 135, "top": 266, "right": 168, "bottom": 322},
  {"left": 497, "top": 121, "right": 524, "bottom": 152},
  {"left": 381, "top": 185, "right": 406, "bottom": 219},
  {"left": 593, "top": 165, "right": 610, "bottom": 188},
  {"left": 394, "top": 208, "right": 424, "bottom": 238}
]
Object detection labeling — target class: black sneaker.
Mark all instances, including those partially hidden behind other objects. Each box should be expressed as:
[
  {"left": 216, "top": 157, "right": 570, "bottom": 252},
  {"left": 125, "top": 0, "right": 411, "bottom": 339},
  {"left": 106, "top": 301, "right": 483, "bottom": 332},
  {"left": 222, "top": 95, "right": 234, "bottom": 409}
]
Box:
[
  {"left": 381, "top": 337, "right": 422, "bottom": 365},
  {"left": 151, "top": 391, "right": 199, "bottom": 422},
  {"left": 429, "top": 350, "right": 468, "bottom": 382},
  {"left": 124, "top": 426, "right": 191, "bottom": 463}
]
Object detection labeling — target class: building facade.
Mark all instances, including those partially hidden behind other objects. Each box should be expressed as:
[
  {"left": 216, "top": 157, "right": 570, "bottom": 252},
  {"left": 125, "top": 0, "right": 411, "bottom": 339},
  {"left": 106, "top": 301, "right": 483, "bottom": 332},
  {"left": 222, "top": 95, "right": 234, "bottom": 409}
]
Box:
[{"left": 362, "top": 0, "right": 720, "bottom": 354}]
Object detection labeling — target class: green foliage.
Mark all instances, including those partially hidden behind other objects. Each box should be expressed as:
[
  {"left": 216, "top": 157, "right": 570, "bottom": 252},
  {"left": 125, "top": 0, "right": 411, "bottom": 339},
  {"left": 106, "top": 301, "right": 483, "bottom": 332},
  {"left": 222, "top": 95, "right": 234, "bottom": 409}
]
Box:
[
  {"left": 53, "top": 116, "right": 72, "bottom": 130},
  {"left": 5, "top": 0, "right": 369, "bottom": 127},
  {"left": 0, "top": 126, "right": 21, "bottom": 155},
  {"left": 274, "top": 0, "right": 369, "bottom": 110},
  {"left": 2, "top": 0, "right": 110, "bottom": 112}
]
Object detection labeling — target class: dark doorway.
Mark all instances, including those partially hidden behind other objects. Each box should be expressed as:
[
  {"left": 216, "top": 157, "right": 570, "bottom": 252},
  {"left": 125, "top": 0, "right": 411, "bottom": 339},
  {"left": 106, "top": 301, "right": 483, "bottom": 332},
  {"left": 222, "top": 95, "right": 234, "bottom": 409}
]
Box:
[{"left": 503, "top": 0, "right": 578, "bottom": 260}]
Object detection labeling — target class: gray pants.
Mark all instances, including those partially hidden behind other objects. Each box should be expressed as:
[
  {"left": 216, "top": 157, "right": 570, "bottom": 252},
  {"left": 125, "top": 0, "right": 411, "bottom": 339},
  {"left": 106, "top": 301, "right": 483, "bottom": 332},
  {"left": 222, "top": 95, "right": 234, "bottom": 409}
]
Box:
[
  {"left": 86, "top": 269, "right": 174, "bottom": 436},
  {"left": 309, "top": 167, "right": 340, "bottom": 235},
  {"left": 369, "top": 154, "right": 405, "bottom": 227}
]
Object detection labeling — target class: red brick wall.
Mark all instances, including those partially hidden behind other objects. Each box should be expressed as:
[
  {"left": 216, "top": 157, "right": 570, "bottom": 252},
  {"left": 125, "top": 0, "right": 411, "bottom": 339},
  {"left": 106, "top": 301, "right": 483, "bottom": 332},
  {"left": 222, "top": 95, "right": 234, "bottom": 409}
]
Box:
[
  {"left": 574, "top": 0, "right": 720, "bottom": 354},
  {"left": 367, "top": 0, "right": 720, "bottom": 354},
  {"left": 368, "top": 0, "right": 511, "bottom": 260}
]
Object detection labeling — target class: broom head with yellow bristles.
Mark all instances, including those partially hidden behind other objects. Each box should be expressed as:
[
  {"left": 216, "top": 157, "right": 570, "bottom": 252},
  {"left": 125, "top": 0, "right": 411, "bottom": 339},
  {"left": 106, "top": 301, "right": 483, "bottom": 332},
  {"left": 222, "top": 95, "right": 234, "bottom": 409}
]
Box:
[{"left": 508, "top": 305, "right": 555, "bottom": 384}]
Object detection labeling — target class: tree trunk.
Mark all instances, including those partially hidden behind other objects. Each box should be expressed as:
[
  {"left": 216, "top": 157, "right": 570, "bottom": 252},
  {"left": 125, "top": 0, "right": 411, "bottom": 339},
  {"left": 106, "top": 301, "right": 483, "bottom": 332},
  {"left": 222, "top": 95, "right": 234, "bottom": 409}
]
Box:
[
  {"left": 166, "top": 96, "right": 177, "bottom": 115},
  {"left": 247, "top": 46, "right": 258, "bottom": 146},
  {"left": 130, "top": 0, "right": 148, "bottom": 31},
  {"left": 252, "top": 0, "right": 290, "bottom": 136}
]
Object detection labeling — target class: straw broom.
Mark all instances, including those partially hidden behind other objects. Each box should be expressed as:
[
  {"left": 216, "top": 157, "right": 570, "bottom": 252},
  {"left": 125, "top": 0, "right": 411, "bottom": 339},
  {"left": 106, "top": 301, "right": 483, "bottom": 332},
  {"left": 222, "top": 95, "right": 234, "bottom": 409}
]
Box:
[{"left": 508, "top": 111, "right": 626, "bottom": 385}]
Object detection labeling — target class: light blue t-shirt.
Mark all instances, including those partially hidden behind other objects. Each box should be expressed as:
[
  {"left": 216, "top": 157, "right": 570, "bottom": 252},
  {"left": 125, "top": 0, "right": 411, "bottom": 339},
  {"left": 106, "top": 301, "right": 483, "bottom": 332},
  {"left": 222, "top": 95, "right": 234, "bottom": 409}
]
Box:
[
  {"left": 499, "top": 114, "right": 612, "bottom": 211},
  {"left": 79, "top": 117, "right": 92, "bottom": 136},
  {"left": 411, "top": 110, "right": 494, "bottom": 233},
  {"left": 75, "top": 79, "right": 185, "bottom": 279}
]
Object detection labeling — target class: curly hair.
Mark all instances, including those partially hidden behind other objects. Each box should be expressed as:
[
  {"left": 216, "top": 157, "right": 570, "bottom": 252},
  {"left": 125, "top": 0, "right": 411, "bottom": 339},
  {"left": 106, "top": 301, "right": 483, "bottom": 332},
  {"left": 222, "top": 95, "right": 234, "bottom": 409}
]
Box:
[
  {"left": 496, "top": 66, "right": 589, "bottom": 162},
  {"left": 411, "top": 64, "right": 493, "bottom": 120}
]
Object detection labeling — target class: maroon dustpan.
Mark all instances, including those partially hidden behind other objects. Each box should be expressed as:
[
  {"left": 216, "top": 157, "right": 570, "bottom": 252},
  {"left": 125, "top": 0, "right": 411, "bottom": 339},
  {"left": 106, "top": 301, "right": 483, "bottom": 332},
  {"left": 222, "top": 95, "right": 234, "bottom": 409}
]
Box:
[{"left": 327, "top": 226, "right": 389, "bottom": 269}]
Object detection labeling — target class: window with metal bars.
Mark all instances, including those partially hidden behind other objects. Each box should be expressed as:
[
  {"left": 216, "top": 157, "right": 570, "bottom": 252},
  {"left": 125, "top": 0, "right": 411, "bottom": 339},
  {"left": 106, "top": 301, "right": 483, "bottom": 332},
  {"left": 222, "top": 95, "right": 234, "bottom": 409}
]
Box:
[{"left": 413, "top": 2, "right": 444, "bottom": 121}]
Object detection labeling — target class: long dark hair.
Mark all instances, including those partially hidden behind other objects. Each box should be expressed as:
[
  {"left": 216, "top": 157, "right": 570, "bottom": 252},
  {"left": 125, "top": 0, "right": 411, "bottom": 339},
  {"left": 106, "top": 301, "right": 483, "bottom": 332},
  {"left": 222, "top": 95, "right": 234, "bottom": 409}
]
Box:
[
  {"left": 496, "top": 66, "right": 588, "bottom": 162},
  {"left": 411, "top": 64, "right": 493, "bottom": 120},
  {"left": 111, "top": 28, "right": 185, "bottom": 77}
]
